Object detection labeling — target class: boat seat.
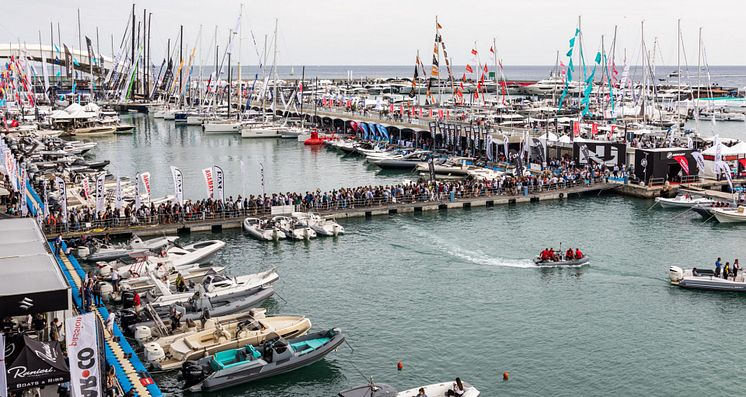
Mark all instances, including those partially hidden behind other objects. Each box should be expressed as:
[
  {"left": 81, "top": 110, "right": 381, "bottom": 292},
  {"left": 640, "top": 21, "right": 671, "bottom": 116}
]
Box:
[{"left": 185, "top": 338, "right": 203, "bottom": 350}]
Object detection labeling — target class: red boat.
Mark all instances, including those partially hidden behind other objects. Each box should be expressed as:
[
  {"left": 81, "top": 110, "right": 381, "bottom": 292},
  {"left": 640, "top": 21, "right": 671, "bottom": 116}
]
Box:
[{"left": 304, "top": 130, "right": 327, "bottom": 145}]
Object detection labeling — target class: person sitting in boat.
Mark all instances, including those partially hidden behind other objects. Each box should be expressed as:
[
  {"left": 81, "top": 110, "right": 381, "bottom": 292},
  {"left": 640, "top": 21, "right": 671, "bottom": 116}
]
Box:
[
  {"left": 692, "top": 267, "right": 699, "bottom": 276},
  {"left": 574, "top": 248, "right": 583, "bottom": 259},
  {"left": 416, "top": 388, "right": 428, "bottom": 397},
  {"left": 175, "top": 273, "right": 187, "bottom": 292},
  {"left": 540, "top": 248, "right": 550, "bottom": 261},
  {"left": 565, "top": 248, "right": 575, "bottom": 261},
  {"left": 446, "top": 378, "right": 465, "bottom": 397}
]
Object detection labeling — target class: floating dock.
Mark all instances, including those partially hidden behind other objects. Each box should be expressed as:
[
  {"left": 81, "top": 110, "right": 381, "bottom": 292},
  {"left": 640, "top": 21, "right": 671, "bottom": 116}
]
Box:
[{"left": 50, "top": 242, "right": 163, "bottom": 397}]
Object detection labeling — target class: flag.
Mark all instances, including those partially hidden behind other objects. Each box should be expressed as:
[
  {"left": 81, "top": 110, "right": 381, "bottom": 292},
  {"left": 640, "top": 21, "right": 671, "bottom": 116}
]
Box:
[
  {"left": 85, "top": 36, "right": 95, "bottom": 65},
  {"left": 63, "top": 44, "right": 73, "bottom": 78},
  {"left": 134, "top": 174, "right": 141, "bottom": 208},
  {"left": 115, "top": 177, "right": 123, "bottom": 210},
  {"left": 55, "top": 177, "right": 67, "bottom": 223},
  {"left": 140, "top": 172, "right": 151, "bottom": 198},
  {"left": 691, "top": 151, "right": 705, "bottom": 175},
  {"left": 489, "top": 46, "right": 495, "bottom": 54},
  {"left": 214, "top": 166, "right": 225, "bottom": 202},
  {"left": 591, "top": 123, "right": 598, "bottom": 136},
  {"left": 65, "top": 313, "right": 103, "bottom": 397},
  {"left": 483, "top": 64, "right": 488, "bottom": 73},
  {"left": 81, "top": 178, "right": 90, "bottom": 199},
  {"left": 471, "top": 48, "right": 478, "bottom": 56},
  {"left": 465, "top": 64, "right": 473, "bottom": 73},
  {"left": 436, "top": 21, "right": 443, "bottom": 29},
  {"left": 672, "top": 156, "right": 690, "bottom": 175},
  {"left": 573, "top": 121, "right": 580, "bottom": 137},
  {"left": 486, "top": 134, "right": 494, "bottom": 161},
  {"left": 95, "top": 173, "right": 106, "bottom": 213},
  {"left": 170, "top": 166, "right": 184, "bottom": 205},
  {"left": 202, "top": 168, "right": 214, "bottom": 198}
]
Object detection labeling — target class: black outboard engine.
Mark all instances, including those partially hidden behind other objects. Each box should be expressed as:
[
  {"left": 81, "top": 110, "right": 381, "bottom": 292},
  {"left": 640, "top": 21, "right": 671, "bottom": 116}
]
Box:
[
  {"left": 181, "top": 361, "right": 206, "bottom": 388},
  {"left": 118, "top": 309, "right": 138, "bottom": 335},
  {"left": 121, "top": 290, "right": 135, "bottom": 309}
]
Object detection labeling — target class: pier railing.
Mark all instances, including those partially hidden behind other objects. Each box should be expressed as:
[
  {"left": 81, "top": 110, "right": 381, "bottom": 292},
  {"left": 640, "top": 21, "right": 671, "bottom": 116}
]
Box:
[{"left": 43, "top": 178, "right": 608, "bottom": 235}]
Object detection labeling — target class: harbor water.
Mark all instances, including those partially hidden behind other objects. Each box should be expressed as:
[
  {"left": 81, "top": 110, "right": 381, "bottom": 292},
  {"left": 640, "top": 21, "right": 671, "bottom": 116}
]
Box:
[{"left": 80, "top": 115, "right": 746, "bottom": 396}]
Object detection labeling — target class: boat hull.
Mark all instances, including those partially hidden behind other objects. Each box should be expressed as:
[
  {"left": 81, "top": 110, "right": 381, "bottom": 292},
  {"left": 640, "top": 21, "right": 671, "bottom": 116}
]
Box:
[{"left": 533, "top": 257, "right": 589, "bottom": 267}]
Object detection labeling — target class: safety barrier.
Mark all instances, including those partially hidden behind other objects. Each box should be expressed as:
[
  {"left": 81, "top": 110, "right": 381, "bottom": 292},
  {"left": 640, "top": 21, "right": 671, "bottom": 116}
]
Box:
[{"left": 43, "top": 178, "right": 607, "bottom": 235}]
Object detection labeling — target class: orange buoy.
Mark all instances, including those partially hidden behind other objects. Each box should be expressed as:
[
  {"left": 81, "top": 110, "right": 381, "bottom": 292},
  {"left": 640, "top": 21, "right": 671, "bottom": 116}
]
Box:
[
  {"left": 502, "top": 371, "right": 509, "bottom": 381},
  {"left": 397, "top": 360, "right": 403, "bottom": 371}
]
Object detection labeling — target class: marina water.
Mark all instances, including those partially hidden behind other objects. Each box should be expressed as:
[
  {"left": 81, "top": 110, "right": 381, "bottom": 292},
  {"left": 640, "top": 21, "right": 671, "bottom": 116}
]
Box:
[{"left": 81, "top": 113, "right": 746, "bottom": 396}]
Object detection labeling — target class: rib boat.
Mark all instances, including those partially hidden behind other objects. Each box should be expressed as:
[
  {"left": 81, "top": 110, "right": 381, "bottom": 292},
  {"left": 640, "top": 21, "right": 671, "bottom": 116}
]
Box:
[
  {"left": 669, "top": 266, "right": 746, "bottom": 292},
  {"left": 181, "top": 328, "right": 345, "bottom": 392},
  {"left": 339, "top": 381, "right": 481, "bottom": 397}
]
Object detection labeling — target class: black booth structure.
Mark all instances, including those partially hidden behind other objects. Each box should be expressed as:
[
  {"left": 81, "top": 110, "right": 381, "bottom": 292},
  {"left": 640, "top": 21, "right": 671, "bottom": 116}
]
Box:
[
  {"left": 633, "top": 148, "right": 699, "bottom": 184},
  {"left": 573, "top": 142, "right": 626, "bottom": 167}
]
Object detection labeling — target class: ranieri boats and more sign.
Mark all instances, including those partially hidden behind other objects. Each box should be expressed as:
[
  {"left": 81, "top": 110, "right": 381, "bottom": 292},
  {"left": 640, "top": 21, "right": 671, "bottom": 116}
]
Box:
[{"left": 65, "top": 313, "right": 104, "bottom": 397}]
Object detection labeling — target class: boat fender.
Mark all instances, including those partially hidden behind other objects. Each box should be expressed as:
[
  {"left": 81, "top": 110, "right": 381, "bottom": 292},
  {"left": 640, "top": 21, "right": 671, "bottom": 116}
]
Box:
[
  {"left": 503, "top": 371, "right": 509, "bottom": 381},
  {"left": 397, "top": 360, "right": 403, "bottom": 371}
]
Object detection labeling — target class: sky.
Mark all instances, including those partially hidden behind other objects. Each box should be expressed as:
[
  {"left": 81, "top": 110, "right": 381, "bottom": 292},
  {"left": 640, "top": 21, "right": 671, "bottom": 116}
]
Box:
[{"left": 1, "top": 0, "right": 745, "bottom": 66}]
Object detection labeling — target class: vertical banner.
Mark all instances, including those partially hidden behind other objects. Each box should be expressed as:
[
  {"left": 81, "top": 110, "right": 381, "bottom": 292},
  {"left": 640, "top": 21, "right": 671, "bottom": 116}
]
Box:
[
  {"left": 81, "top": 178, "right": 90, "bottom": 200},
  {"left": 170, "top": 166, "right": 183, "bottom": 205},
  {"left": 259, "top": 163, "right": 265, "bottom": 197},
  {"left": 43, "top": 180, "right": 49, "bottom": 218},
  {"left": 202, "top": 168, "right": 214, "bottom": 199},
  {"left": 65, "top": 313, "right": 102, "bottom": 397},
  {"left": 20, "top": 167, "right": 27, "bottom": 217},
  {"left": 214, "top": 166, "right": 224, "bottom": 202},
  {"left": 55, "top": 177, "right": 67, "bottom": 223},
  {"left": 134, "top": 174, "right": 141, "bottom": 209},
  {"left": 486, "top": 134, "right": 493, "bottom": 161},
  {"left": 503, "top": 136, "right": 509, "bottom": 159},
  {"left": 0, "top": 332, "right": 7, "bottom": 397},
  {"left": 115, "top": 177, "right": 123, "bottom": 210},
  {"left": 140, "top": 172, "right": 151, "bottom": 200},
  {"left": 95, "top": 173, "right": 105, "bottom": 213}
]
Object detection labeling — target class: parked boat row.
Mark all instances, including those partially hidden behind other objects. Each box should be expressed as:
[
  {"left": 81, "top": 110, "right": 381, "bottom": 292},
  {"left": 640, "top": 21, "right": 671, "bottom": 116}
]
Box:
[{"left": 243, "top": 212, "right": 345, "bottom": 241}]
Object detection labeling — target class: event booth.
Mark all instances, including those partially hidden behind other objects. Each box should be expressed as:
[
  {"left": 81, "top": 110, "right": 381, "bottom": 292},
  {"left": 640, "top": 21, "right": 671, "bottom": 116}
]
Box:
[{"left": 633, "top": 148, "right": 699, "bottom": 184}]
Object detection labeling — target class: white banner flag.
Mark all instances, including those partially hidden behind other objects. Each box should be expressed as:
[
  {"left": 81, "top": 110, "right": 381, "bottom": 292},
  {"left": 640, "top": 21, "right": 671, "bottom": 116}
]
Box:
[
  {"left": 170, "top": 166, "right": 183, "bottom": 205},
  {"left": 65, "top": 313, "right": 102, "bottom": 397},
  {"left": 140, "top": 172, "right": 151, "bottom": 199},
  {"left": 486, "top": 134, "right": 493, "bottom": 161},
  {"left": 214, "top": 165, "right": 225, "bottom": 202},
  {"left": 134, "top": 174, "right": 141, "bottom": 208},
  {"left": 115, "top": 177, "right": 123, "bottom": 210},
  {"left": 202, "top": 168, "right": 214, "bottom": 199},
  {"left": 0, "top": 332, "right": 7, "bottom": 397},
  {"left": 55, "top": 177, "right": 67, "bottom": 223},
  {"left": 20, "top": 167, "right": 27, "bottom": 217},
  {"left": 503, "top": 136, "right": 509, "bottom": 159},
  {"left": 95, "top": 173, "right": 106, "bottom": 213}
]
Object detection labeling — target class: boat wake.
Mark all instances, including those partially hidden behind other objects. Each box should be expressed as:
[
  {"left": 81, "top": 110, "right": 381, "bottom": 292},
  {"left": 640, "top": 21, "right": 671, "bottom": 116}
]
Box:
[{"left": 398, "top": 221, "right": 535, "bottom": 269}]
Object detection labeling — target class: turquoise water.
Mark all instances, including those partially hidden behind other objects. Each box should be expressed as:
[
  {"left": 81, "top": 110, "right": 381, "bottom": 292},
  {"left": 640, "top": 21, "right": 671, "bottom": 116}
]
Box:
[{"left": 86, "top": 117, "right": 746, "bottom": 396}]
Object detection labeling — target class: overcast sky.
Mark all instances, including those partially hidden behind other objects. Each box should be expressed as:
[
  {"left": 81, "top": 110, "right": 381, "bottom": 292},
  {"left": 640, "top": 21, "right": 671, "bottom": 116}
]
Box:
[{"left": 2, "top": 0, "right": 745, "bottom": 66}]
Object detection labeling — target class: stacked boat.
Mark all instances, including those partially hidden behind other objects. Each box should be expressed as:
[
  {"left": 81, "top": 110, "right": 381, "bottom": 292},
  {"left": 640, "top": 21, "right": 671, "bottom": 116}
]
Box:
[{"left": 243, "top": 212, "right": 344, "bottom": 241}]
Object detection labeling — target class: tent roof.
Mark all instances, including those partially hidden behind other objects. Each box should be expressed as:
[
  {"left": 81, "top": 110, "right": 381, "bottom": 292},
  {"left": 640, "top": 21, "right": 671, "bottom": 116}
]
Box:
[
  {"left": 0, "top": 218, "right": 69, "bottom": 317},
  {"left": 702, "top": 141, "right": 746, "bottom": 156}
]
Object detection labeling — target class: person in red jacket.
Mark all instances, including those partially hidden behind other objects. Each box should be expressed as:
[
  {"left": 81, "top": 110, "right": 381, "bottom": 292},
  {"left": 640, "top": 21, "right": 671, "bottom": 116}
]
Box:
[
  {"left": 575, "top": 248, "right": 583, "bottom": 259},
  {"left": 565, "top": 248, "right": 574, "bottom": 260},
  {"left": 133, "top": 292, "right": 142, "bottom": 314}
]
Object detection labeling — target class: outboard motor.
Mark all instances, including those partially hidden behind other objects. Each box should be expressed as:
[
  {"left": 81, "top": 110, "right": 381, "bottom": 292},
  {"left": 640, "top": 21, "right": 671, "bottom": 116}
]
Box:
[
  {"left": 118, "top": 309, "right": 139, "bottom": 335},
  {"left": 121, "top": 290, "right": 135, "bottom": 309},
  {"left": 181, "top": 361, "right": 206, "bottom": 388},
  {"left": 669, "top": 266, "right": 684, "bottom": 283}
]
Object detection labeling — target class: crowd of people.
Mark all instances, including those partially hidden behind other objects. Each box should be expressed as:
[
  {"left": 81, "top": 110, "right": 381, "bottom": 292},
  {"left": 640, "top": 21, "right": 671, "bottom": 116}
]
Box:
[{"left": 40, "top": 156, "right": 613, "bottom": 233}]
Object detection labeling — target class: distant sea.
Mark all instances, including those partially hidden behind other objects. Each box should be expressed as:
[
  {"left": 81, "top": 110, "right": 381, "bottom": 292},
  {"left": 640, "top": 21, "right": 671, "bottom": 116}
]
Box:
[{"left": 202, "top": 65, "right": 746, "bottom": 87}]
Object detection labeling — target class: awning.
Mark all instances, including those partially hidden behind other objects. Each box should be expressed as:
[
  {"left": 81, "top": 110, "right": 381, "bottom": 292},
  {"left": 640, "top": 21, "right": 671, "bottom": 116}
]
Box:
[
  {"left": 0, "top": 218, "right": 70, "bottom": 317},
  {"left": 5, "top": 334, "right": 70, "bottom": 391}
]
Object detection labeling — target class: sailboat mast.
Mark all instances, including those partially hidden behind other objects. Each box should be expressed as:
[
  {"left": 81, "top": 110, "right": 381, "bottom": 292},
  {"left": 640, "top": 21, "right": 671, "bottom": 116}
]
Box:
[
  {"left": 677, "top": 19, "right": 681, "bottom": 126},
  {"left": 271, "top": 19, "right": 278, "bottom": 120},
  {"left": 237, "top": 4, "right": 243, "bottom": 111}
]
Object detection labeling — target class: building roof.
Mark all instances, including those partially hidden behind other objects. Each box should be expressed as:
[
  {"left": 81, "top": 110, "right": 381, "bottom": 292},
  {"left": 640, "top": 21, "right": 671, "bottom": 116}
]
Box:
[{"left": 0, "top": 218, "right": 69, "bottom": 317}]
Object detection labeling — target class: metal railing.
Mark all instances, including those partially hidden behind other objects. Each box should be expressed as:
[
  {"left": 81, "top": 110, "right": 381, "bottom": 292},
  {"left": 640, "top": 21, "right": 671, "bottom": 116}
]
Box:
[{"left": 43, "top": 178, "right": 607, "bottom": 235}]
